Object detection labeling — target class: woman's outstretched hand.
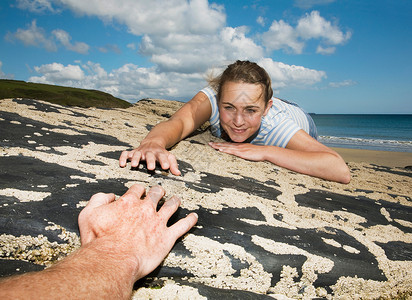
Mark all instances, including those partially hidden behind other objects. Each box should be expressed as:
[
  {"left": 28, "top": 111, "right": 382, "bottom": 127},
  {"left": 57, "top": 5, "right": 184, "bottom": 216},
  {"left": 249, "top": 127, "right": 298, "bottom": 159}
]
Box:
[{"left": 119, "top": 141, "right": 181, "bottom": 176}]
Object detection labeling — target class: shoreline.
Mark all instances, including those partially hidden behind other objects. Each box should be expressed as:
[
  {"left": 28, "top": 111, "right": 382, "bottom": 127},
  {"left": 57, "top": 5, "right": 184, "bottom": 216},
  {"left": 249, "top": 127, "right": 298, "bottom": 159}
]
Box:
[{"left": 332, "top": 147, "right": 412, "bottom": 168}]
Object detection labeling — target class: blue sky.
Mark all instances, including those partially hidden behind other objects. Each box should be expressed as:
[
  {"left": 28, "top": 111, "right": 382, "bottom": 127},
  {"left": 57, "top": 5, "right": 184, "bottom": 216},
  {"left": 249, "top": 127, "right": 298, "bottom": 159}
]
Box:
[{"left": 0, "top": 0, "right": 411, "bottom": 114}]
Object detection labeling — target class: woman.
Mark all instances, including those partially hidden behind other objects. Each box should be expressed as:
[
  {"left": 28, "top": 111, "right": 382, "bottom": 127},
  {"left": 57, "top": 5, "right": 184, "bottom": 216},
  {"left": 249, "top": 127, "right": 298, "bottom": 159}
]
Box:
[{"left": 119, "top": 60, "right": 351, "bottom": 183}]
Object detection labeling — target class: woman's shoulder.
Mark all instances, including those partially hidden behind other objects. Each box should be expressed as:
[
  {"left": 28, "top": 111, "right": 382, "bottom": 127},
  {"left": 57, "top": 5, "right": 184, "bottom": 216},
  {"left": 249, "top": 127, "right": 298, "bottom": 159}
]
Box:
[
  {"left": 272, "top": 97, "right": 300, "bottom": 107},
  {"left": 200, "top": 86, "right": 216, "bottom": 97}
]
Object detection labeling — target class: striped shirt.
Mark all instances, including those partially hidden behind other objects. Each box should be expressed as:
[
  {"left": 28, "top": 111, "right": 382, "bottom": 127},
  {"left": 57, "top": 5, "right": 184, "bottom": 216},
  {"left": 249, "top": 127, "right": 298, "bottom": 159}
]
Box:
[{"left": 201, "top": 86, "right": 318, "bottom": 148}]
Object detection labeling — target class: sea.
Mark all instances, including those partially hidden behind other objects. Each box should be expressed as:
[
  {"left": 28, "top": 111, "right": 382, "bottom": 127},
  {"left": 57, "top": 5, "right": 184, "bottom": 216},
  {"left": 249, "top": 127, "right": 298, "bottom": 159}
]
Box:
[{"left": 311, "top": 114, "right": 412, "bottom": 153}]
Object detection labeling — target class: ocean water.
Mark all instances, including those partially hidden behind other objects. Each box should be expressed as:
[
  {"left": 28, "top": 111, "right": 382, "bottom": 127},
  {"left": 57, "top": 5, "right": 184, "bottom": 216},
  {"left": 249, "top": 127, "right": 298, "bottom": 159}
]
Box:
[{"left": 311, "top": 114, "right": 412, "bottom": 152}]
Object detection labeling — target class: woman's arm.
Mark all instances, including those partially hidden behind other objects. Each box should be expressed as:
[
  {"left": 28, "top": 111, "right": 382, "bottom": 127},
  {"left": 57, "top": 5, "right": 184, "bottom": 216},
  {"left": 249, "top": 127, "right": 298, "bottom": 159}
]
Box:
[
  {"left": 270, "top": 130, "right": 351, "bottom": 183},
  {"left": 119, "top": 91, "right": 212, "bottom": 175},
  {"left": 209, "top": 130, "right": 351, "bottom": 183}
]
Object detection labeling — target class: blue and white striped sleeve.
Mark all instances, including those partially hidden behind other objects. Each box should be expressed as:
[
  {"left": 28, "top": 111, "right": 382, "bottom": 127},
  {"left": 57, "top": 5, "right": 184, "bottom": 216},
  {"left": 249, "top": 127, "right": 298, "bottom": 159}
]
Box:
[
  {"left": 263, "top": 119, "right": 301, "bottom": 148},
  {"left": 200, "top": 86, "right": 221, "bottom": 137}
]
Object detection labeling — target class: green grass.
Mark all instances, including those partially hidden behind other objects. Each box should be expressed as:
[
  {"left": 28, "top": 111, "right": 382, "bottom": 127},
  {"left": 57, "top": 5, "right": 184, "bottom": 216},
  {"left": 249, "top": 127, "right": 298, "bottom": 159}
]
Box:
[{"left": 0, "top": 79, "right": 132, "bottom": 108}]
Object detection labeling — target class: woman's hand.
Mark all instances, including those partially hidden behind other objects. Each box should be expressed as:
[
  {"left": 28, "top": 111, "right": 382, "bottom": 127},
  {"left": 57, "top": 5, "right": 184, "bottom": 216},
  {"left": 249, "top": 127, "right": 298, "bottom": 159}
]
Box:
[
  {"left": 208, "top": 142, "right": 266, "bottom": 161},
  {"left": 119, "top": 141, "right": 181, "bottom": 176},
  {"left": 209, "top": 131, "right": 351, "bottom": 184},
  {"left": 119, "top": 92, "right": 211, "bottom": 177}
]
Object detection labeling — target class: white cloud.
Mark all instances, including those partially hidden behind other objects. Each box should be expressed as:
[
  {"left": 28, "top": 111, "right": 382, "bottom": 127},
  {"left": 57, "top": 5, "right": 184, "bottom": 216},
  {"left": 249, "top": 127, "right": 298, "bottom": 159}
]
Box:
[
  {"left": 52, "top": 29, "right": 90, "bottom": 54},
  {"left": 0, "top": 61, "right": 15, "bottom": 80},
  {"left": 98, "top": 44, "right": 121, "bottom": 54},
  {"left": 21, "top": 1, "right": 346, "bottom": 100},
  {"left": 139, "top": 26, "right": 263, "bottom": 74},
  {"left": 258, "top": 58, "right": 327, "bottom": 89},
  {"left": 7, "top": 20, "right": 90, "bottom": 54},
  {"left": 0, "top": 61, "right": 10, "bottom": 79},
  {"left": 16, "top": 0, "right": 57, "bottom": 13},
  {"left": 294, "top": 0, "right": 335, "bottom": 9},
  {"left": 126, "top": 43, "right": 136, "bottom": 50},
  {"left": 29, "top": 58, "right": 327, "bottom": 102},
  {"left": 31, "top": 63, "right": 85, "bottom": 84},
  {"left": 43, "top": 0, "right": 233, "bottom": 74},
  {"left": 262, "top": 10, "right": 351, "bottom": 54},
  {"left": 220, "top": 26, "right": 264, "bottom": 60},
  {"left": 316, "top": 45, "right": 336, "bottom": 55},
  {"left": 257, "top": 16, "right": 265, "bottom": 27},
  {"left": 328, "top": 79, "right": 356, "bottom": 88},
  {"left": 0, "top": 61, "right": 5, "bottom": 77},
  {"left": 261, "top": 20, "right": 303, "bottom": 54},
  {"left": 7, "top": 20, "right": 57, "bottom": 51},
  {"left": 56, "top": 0, "right": 225, "bottom": 36},
  {"left": 297, "top": 11, "right": 351, "bottom": 45},
  {"left": 29, "top": 61, "right": 204, "bottom": 101}
]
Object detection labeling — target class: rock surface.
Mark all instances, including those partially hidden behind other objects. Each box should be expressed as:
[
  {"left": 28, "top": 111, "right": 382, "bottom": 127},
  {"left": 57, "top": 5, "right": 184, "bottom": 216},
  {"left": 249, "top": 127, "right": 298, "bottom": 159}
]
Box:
[{"left": 1, "top": 98, "right": 411, "bottom": 299}]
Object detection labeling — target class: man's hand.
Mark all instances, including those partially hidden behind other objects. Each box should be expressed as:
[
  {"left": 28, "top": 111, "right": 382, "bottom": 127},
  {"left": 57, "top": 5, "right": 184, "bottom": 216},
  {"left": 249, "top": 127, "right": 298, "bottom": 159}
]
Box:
[
  {"left": 0, "top": 184, "right": 197, "bottom": 299},
  {"left": 78, "top": 184, "right": 197, "bottom": 280}
]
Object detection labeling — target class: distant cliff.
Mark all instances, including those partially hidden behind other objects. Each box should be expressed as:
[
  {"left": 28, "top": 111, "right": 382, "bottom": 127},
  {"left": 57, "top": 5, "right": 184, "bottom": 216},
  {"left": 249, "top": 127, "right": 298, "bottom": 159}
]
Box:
[{"left": 0, "top": 79, "right": 132, "bottom": 108}]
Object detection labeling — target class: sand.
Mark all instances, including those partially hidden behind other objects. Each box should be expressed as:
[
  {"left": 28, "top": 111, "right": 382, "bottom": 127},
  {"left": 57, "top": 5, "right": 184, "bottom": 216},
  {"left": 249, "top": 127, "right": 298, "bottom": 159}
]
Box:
[
  {"left": 1, "top": 98, "right": 411, "bottom": 299},
  {"left": 333, "top": 147, "right": 411, "bottom": 169}
]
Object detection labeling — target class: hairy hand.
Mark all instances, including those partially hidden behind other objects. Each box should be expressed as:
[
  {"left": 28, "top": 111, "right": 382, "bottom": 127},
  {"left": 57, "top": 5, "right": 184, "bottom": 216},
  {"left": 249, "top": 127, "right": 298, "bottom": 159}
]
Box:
[
  {"left": 119, "top": 143, "right": 181, "bottom": 176},
  {"left": 78, "top": 184, "right": 197, "bottom": 280},
  {"left": 209, "top": 142, "right": 266, "bottom": 162}
]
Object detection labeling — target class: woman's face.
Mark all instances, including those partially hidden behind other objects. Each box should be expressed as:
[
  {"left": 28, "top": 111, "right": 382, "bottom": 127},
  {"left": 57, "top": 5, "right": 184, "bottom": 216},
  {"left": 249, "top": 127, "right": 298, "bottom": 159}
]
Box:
[{"left": 218, "top": 81, "right": 272, "bottom": 143}]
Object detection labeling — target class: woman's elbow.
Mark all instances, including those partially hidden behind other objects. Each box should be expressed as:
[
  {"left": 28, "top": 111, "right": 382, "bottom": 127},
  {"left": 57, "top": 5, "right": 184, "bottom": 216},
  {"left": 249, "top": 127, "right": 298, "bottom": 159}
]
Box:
[
  {"left": 336, "top": 162, "right": 351, "bottom": 184},
  {"left": 340, "top": 169, "right": 351, "bottom": 184}
]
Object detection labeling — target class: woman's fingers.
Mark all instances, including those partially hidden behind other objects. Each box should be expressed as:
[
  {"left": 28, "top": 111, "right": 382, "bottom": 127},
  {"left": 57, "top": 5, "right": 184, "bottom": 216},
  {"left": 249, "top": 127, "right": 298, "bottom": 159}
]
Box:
[
  {"left": 119, "top": 148, "right": 181, "bottom": 175},
  {"left": 167, "top": 153, "right": 181, "bottom": 176},
  {"left": 119, "top": 150, "right": 131, "bottom": 167},
  {"left": 130, "top": 150, "right": 143, "bottom": 168},
  {"left": 157, "top": 152, "right": 171, "bottom": 170},
  {"left": 145, "top": 152, "right": 157, "bottom": 170}
]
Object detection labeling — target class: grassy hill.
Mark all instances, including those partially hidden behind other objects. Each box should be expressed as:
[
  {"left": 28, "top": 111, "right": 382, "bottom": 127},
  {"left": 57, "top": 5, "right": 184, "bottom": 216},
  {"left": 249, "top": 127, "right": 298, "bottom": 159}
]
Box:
[{"left": 0, "top": 79, "right": 132, "bottom": 108}]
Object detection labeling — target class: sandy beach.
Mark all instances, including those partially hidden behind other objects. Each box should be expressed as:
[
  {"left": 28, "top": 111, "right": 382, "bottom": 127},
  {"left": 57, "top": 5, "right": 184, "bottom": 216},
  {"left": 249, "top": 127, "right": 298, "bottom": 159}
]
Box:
[
  {"left": 333, "top": 147, "right": 411, "bottom": 169},
  {"left": 1, "top": 98, "right": 411, "bottom": 299}
]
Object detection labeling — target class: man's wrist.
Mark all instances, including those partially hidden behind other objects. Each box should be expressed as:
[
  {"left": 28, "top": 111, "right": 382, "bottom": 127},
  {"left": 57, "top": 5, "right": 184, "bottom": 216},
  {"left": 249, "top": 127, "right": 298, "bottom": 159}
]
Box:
[
  {"left": 85, "top": 236, "right": 140, "bottom": 278},
  {"left": 0, "top": 237, "right": 140, "bottom": 300},
  {"left": 55, "top": 237, "right": 140, "bottom": 293}
]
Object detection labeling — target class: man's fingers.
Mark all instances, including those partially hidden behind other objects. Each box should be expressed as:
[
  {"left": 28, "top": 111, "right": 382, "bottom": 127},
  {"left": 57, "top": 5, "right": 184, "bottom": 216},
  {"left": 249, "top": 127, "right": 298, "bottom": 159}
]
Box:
[
  {"left": 168, "top": 212, "right": 198, "bottom": 240},
  {"left": 86, "top": 192, "right": 116, "bottom": 210},
  {"left": 120, "top": 184, "right": 146, "bottom": 202},
  {"left": 78, "top": 193, "right": 116, "bottom": 245},
  {"left": 158, "top": 195, "right": 181, "bottom": 219},
  {"left": 79, "top": 226, "right": 97, "bottom": 245},
  {"left": 145, "top": 185, "right": 166, "bottom": 206}
]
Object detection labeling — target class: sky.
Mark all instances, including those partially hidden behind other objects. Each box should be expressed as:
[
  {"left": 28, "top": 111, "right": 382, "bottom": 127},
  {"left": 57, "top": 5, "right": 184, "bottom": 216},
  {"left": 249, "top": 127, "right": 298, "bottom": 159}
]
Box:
[{"left": 0, "top": 0, "right": 411, "bottom": 114}]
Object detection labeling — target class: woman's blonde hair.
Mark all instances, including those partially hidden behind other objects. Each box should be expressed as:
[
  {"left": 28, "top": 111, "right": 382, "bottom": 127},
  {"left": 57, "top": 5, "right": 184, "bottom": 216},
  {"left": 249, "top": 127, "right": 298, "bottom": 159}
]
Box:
[{"left": 208, "top": 60, "right": 273, "bottom": 104}]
